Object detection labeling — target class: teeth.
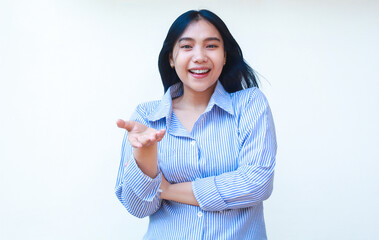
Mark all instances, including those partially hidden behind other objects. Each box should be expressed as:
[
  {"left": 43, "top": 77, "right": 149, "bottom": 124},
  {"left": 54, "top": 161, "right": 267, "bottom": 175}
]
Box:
[{"left": 190, "top": 69, "right": 210, "bottom": 74}]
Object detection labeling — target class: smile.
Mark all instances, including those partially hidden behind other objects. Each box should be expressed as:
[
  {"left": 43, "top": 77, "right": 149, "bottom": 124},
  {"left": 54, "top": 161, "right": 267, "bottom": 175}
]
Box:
[{"left": 189, "top": 69, "right": 210, "bottom": 74}]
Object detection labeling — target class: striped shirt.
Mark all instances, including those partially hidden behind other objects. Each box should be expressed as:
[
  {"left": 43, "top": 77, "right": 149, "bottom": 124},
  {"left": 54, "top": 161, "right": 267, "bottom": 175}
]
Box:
[{"left": 115, "top": 81, "right": 277, "bottom": 240}]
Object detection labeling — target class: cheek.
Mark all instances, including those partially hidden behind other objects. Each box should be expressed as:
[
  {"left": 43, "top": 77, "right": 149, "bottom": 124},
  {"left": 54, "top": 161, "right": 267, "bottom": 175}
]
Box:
[
  {"left": 214, "top": 58, "right": 225, "bottom": 71},
  {"left": 212, "top": 52, "right": 226, "bottom": 68},
  {"left": 172, "top": 52, "right": 188, "bottom": 66},
  {"left": 174, "top": 59, "right": 188, "bottom": 73},
  {"left": 173, "top": 58, "right": 189, "bottom": 77}
]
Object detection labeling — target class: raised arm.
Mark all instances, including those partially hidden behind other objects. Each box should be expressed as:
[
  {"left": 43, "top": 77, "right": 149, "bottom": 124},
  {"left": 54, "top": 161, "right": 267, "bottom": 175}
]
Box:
[
  {"left": 116, "top": 119, "right": 165, "bottom": 178},
  {"left": 115, "top": 106, "right": 166, "bottom": 218}
]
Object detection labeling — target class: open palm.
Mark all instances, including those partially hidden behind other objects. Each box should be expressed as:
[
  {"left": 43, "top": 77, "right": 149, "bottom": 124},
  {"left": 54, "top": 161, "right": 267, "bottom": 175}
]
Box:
[{"left": 116, "top": 119, "right": 166, "bottom": 148}]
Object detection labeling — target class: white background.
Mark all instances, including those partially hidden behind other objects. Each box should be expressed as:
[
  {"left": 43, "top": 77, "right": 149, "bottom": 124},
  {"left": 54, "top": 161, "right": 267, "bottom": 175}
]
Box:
[{"left": 1, "top": 0, "right": 378, "bottom": 239}]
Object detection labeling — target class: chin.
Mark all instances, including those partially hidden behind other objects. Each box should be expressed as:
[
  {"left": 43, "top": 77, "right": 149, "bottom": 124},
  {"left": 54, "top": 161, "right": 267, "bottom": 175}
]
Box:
[{"left": 190, "top": 84, "right": 216, "bottom": 93}]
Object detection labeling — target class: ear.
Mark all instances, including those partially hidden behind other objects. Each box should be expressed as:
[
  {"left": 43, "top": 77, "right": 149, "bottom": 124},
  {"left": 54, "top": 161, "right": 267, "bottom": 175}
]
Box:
[
  {"left": 169, "top": 53, "right": 174, "bottom": 68},
  {"left": 223, "top": 52, "right": 227, "bottom": 65}
]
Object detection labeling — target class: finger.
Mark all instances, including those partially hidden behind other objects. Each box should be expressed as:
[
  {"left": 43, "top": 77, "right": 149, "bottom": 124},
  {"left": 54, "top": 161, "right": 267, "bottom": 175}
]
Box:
[
  {"left": 143, "top": 131, "right": 163, "bottom": 145},
  {"left": 116, "top": 119, "right": 125, "bottom": 128},
  {"left": 155, "top": 132, "right": 163, "bottom": 142},
  {"left": 155, "top": 129, "right": 166, "bottom": 142},
  {"left": 149, "top": 130, "right": 164, "bottom": 143},
  {"left": 137, "top": 135, "right": 154, "bottom": 146},
  {"left": 128, "top": 135, "right": 143, "bottom": 148},
  {"left": 116, "top": 119, "right": 134, "bottom": 132}
]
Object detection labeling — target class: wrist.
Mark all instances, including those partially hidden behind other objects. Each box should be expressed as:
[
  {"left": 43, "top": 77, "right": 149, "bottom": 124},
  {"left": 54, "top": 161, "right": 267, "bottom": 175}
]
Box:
[
  {"left": 159, "top": 179, "right": 171, "bottom": 200},
  {"left": 133, "top": 143, "right": 158, "bottom": 178}
]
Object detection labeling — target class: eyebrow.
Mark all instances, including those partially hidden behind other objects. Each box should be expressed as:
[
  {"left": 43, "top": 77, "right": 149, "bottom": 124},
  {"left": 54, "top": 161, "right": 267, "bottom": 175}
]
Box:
[{"left": 178, "top": 37, "right": 221, "bottom": 42}]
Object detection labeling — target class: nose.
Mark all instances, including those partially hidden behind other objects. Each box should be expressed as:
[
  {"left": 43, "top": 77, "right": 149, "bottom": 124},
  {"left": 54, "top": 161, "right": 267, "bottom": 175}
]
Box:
[{"left": 192, "top": 47, "right": 207, "bottom": 63}]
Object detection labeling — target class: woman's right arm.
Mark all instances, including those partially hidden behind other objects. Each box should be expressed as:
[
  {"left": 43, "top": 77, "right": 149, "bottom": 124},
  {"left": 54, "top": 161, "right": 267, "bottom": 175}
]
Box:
[{"left": 114, "top": 109, "right": 165, "bottom": 218}]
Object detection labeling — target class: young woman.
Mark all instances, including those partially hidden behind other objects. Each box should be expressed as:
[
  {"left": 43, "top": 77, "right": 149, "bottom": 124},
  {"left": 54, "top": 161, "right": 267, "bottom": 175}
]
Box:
[{"left": 115, "top": 9, "right": 277, "bottom": 240}]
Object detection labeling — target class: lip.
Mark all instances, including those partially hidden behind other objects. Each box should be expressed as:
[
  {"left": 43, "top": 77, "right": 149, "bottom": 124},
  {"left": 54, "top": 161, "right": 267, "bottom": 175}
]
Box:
[
  {"left": 189, "top": 66, "right": 210, "bottom": 70},
  {"left": 188, "top": 67, "right": 211, "bottom": 79}
]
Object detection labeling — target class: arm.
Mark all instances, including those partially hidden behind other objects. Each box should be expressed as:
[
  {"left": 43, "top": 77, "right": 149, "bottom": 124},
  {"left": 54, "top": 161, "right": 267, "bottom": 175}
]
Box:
[
  {"left": 160, "top": 89, "right": 277, "bottom": 211},
  {"left": 114, "top": 107, "right": 166, "bottom": 218},
  {"left": 117, "top": 119, "right": 165, "bottom": 178},
  {"left": 160, "top": 176, "right": 199, "bottom": 206}
]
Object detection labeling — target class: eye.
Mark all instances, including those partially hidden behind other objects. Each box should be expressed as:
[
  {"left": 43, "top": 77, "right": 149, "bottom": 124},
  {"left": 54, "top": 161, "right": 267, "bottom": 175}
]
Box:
[
  {"left": 206, "top": 44, "right": 218, "bottom": 49},
  {"left": 180, "top": 45, "right": 192, "bottom": 49}
]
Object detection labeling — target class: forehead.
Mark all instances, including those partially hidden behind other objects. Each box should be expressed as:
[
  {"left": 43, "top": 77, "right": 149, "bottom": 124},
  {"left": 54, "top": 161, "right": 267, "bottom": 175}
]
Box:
[{"left": 179, "top": 19, "right": 222, "bottom": 40}]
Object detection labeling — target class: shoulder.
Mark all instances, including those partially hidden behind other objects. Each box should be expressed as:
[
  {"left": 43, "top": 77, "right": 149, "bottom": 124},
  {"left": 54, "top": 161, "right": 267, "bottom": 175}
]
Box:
[
  {"left": 231, "top": 88, "right": 275, "bottom": 141},
  {"left": 230, "top": 87, "right": 270, "bottom": 116},
  {"left": 135, "top": 100, "right": 161, "bottom": 115},
  {"left": 130, "top": 100, "right": 161, "bottom": 122}
]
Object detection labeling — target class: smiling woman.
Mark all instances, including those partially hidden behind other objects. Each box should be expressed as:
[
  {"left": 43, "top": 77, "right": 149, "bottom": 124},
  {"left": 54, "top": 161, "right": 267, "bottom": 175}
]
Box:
[
  {"left": 115, "top": 9, "right": 277, "bottom": 240},
  {"left": 169, "top": 20, "right": 225, "bottom": 96},
  {"left": 169, "top": 19, "right": 226, "bottom": 132}
]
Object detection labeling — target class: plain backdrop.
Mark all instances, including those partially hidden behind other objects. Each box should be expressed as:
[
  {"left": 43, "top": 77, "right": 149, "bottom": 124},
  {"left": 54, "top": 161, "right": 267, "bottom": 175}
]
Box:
[{"left": 1, "top": 0, "right": 378, "bottom": 239}]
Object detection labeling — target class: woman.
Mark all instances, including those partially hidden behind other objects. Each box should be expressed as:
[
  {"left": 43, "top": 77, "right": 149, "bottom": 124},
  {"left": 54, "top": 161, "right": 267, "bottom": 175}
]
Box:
[{"left": 115, "top": 9, "right": 277, "bottom": 240}]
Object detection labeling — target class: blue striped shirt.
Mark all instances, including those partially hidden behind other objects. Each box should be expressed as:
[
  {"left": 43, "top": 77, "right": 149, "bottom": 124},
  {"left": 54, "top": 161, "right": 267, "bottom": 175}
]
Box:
[{"left": 115, "top": 81, "right": 277, "bottom": 239}]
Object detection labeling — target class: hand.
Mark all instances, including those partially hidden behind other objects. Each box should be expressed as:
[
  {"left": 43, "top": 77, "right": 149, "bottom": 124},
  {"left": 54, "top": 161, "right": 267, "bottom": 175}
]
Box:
[{"left": 117, "top": 119, "right": 166, "bottom": 148}]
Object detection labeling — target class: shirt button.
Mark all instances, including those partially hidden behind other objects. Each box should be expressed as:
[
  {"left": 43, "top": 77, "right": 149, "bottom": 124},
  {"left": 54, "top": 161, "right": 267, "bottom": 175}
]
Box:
[
  {"left": 197, "top": 211, "right": 203, "bottom": 217},
  {"left": 191, "top": 140, "right": 196, "bottom": 146}
]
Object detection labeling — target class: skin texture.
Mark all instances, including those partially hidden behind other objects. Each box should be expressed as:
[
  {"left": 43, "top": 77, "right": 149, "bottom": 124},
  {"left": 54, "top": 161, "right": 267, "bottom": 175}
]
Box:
[{"left": 117, "top": 19, "right": 226, "bottom": 206}]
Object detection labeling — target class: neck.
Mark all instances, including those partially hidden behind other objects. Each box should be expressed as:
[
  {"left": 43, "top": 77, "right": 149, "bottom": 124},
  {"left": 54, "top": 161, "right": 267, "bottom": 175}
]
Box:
[{"left": 174, "top": 84, "right": 216, "bottom": 111}]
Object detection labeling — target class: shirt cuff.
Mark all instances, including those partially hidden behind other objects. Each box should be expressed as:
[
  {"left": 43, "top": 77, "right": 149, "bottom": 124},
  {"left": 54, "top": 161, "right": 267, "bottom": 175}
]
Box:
[
  {"left": 124, "top": 154, "right": 162, "bottom": 201},
  {"left": 192, "top": 176, "right": 228, "bottom": 211}
]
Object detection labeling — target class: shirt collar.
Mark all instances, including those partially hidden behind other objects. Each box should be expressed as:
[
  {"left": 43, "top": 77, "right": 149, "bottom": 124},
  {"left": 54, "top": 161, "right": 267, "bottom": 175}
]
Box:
[
  {"left": 206, "top": 81, "right": 234, "bottom": 116},
  {"left": 147, "top": 80, "right": 234, "bottom": 122}
]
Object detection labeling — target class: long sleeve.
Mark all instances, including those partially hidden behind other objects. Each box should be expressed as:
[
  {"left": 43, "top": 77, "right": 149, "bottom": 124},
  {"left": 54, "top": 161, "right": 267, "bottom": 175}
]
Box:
[
  {"left": 114, "top": 106, "right": 163, "bottom": 218},
  {"left": 192, "top": 89, "right": 277, "bottom": 211},
  {"left": 115, "top": 83, "right": 276, "bottom": 239}
]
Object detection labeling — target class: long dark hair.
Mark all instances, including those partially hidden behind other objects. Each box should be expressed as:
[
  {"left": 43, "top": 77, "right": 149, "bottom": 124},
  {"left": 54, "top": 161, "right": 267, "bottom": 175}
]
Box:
[{"left": 158, "top": 9, "right": 258, "bottom": 93}]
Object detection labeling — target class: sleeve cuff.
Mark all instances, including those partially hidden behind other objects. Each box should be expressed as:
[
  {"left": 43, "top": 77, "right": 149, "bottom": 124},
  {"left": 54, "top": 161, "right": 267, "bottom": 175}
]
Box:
[
  {"left": 192, "top": 176, "right": 228, "bottom": 211},
  {"left": 124, "top": 154, "right": 162, "bottom": 201}
]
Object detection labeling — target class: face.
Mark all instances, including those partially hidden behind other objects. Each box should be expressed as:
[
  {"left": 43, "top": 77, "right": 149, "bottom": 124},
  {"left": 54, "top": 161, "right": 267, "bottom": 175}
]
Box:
[{"left": 170, "top": 19, "right": 226, "bottom": 95}]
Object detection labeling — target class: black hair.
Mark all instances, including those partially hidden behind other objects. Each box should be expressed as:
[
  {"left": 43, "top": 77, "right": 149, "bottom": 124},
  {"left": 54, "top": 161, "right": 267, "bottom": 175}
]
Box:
[{"left": 158, "top": 9, "right": 258, "bottom": 93}]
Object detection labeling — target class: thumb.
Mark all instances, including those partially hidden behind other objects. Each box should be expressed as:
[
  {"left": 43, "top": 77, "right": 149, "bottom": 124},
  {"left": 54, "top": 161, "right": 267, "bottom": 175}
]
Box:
[{"left": 116, "top": 119, "right": 134, "bottom": 132}]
